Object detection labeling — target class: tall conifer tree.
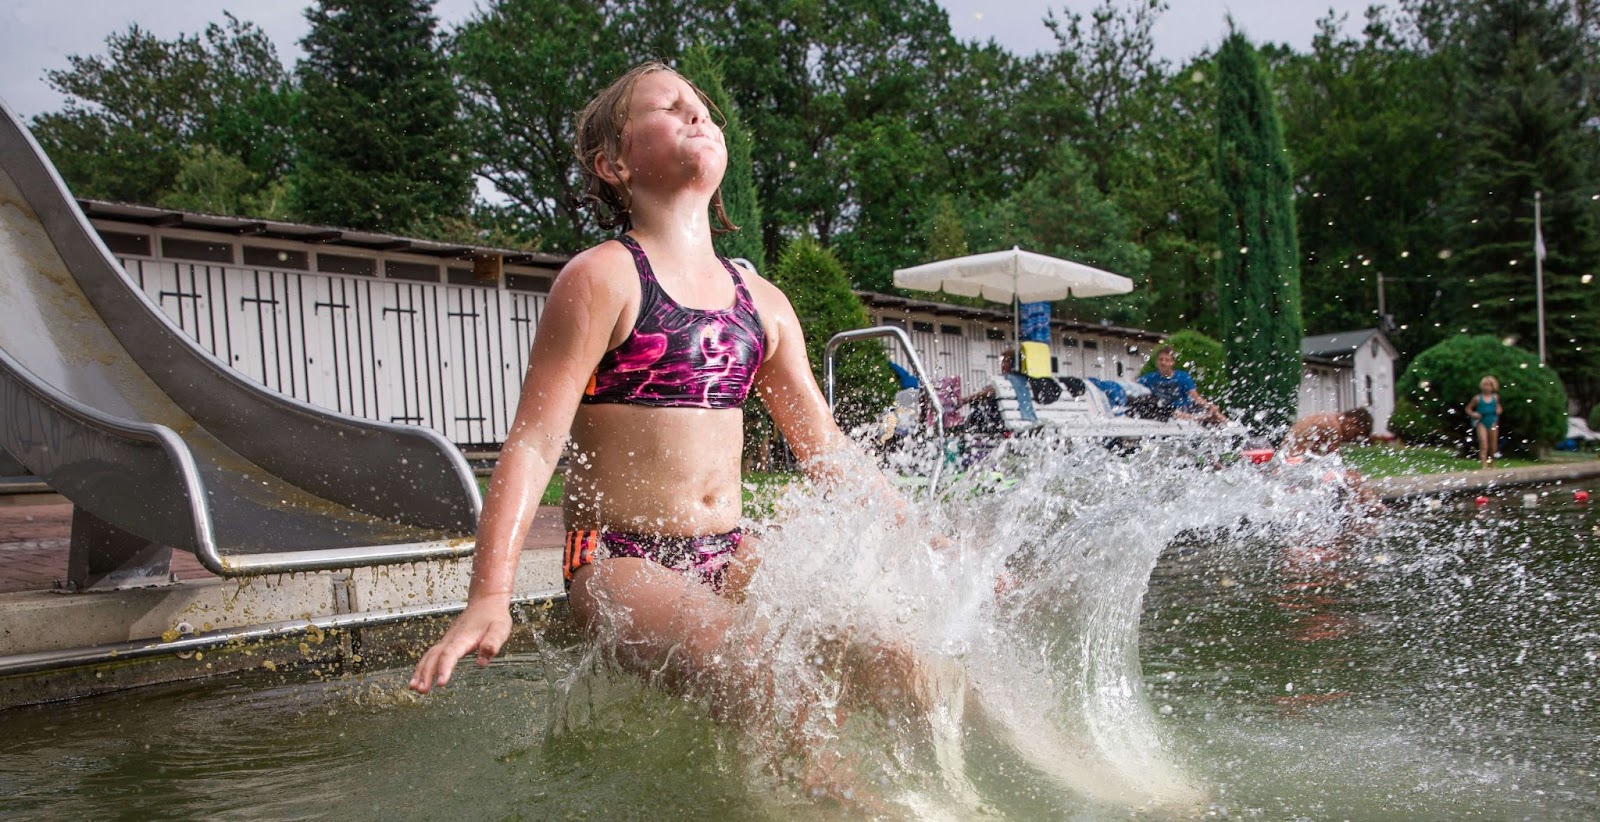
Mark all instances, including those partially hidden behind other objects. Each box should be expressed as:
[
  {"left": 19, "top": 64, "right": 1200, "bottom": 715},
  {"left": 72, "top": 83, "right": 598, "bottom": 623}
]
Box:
[
  {"left": 1442, "top": 0, "right": 1600, "bottom": 406},
  {"left": 291, "top": 0, "right": 469, "bottom": 232},
  {"left": 1214, "top": 30, "right": 1303, "bottom": 431}
]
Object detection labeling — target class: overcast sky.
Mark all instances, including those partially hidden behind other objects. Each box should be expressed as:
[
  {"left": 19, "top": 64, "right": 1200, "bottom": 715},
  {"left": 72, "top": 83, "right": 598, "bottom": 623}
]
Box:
[{"left": 1, "top": 0, "right": 1379, "bottom": 119}]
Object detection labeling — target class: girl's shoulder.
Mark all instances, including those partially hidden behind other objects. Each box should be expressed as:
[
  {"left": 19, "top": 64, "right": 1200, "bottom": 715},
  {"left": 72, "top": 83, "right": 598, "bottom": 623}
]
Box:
[
  {"left": 555, "top": 240, "right": 636, "bottom": 286},
  {"left": 735, "top": 263, "right": 791, "bottom": 308}
]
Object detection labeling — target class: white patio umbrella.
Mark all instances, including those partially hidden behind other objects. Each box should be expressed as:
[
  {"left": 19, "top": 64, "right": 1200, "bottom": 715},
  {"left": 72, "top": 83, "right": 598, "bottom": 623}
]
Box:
[{"left": 892, "top": 246, "right": 1134, "bottom": 356}]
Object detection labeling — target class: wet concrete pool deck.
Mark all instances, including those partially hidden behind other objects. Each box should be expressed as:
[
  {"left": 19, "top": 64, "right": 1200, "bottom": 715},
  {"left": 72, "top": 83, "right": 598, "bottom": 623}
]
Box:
[
  {"left": 0, "top": 488, "right": 568, "bottom": 706},
  {"left": 1366, "top": 457, "right": 1600, "bottom": 499},
  {"left": 4, "top": 458, "right": 1597, "bottom": 597}
]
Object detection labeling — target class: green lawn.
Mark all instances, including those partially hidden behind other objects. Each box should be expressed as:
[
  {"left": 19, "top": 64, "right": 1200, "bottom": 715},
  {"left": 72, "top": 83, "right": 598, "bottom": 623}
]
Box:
[
  {"left": 471, "top": 448, "right": 1573, "bottom": 497},
  {"left": 472, "top": 473, "right": 563, "bottom": 505},
  {"left": 1339, "top": 443, "right": 1540, "bottom": 479},
  {"left": 477, "top": 468, "right": 798, "bottom": 509}
]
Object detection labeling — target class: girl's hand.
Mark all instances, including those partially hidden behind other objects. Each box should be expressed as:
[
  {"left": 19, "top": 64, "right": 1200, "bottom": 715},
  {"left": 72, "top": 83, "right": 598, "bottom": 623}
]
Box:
[{"left": 409, "top": 595, "right": 514, "bottom": 693}]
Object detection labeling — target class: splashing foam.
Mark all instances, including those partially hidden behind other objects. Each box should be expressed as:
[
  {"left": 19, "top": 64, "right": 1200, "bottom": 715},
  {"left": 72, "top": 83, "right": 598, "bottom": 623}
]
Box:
[{"left": 568, "top": 433, "right": 1363, "bottom": 813}]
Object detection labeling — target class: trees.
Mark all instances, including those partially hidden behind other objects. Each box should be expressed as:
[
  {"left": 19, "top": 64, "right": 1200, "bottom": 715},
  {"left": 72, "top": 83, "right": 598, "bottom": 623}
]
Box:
[
  {"left": 159, "top": 144, "right": 290, "bottom": 218},
  {"left": 832, "top": 116, "right": 933, "bottom": 290},
  {"left": 1214, "top": 30, "right": 1304, "bottom": 432},
  {"left": 291, "top": 0, "right": 470, "bottom": 232},
  {"left": 29, "top": 15, "right": 293, "bottom": 209},
  {"left": 966, "top": 140, "right": 1152, "bottom": 326},
  {"left": 30, "top": 1, "right": 1593, "bottom": 410},
  {"left": 712, "top": 0, "right": 954, "bottom": 261},
  {"left": 1437, "top": 0, "right": 1600, "bottom": 408},
  {"left": 1040, "top": 0, "right": 1170, "bottom": 196},
  {"left": 1273, "top": 9, "right": 1457, "bottom": 346},
  {"left": 1111, "top": 55, "right": 1223, "bottom": 335},
  {"left": 451, "top": 0, "right": 630, "bottom": 250},
  {"left": 767, "top": 236, "right": 893, "bottom": 429}
]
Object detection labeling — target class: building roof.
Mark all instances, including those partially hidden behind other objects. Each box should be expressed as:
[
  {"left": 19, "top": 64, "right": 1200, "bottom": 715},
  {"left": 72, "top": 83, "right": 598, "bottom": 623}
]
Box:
[
  {"left": 79, "top": 198, "right": 569, "bottom": 269},
  {"left": 855, "top": 290, "right": 1166, "bottom": 342},
  {"left": 1302, "top": 328, "right": 1397, "bottom": 361}
]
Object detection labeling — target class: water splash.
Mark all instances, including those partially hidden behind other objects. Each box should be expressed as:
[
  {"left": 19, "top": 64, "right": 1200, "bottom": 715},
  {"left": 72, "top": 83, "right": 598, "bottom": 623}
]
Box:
[{"left": 559, "top": 433, "right": 1371, "bottom": 814}]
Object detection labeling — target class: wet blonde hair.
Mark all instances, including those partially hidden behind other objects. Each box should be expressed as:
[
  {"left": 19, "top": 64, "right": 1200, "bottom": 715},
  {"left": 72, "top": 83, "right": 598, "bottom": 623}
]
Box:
[{"left": 573, "top": 60, "right": 739, "bottom": 234}]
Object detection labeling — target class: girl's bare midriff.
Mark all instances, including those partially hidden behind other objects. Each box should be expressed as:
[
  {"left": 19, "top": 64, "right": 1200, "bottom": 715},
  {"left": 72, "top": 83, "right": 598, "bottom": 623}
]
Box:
[{"left": 564, "top": 403, "right": 744, "bottom": 535}]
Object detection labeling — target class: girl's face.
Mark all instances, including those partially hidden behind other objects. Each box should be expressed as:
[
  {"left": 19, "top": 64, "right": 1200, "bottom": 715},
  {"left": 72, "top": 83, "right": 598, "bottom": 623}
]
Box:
[
  {"left": 613, "top": 71, "right": 725, "bottom": 192},
  {"left": 1481, "top": 379, "right": 1495, "bottom": 393}
]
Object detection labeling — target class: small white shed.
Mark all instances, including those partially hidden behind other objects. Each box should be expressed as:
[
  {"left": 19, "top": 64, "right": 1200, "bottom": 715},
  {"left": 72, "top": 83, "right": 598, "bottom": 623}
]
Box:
[{"left": 1300, "top": 329, "right": 1399, "bottom": 435}]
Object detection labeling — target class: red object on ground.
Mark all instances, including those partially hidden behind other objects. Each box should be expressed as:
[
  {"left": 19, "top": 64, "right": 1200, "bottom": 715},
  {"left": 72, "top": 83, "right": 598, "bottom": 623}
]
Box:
[
  {"left": 1576, "top": 489, "right": 1590, "bottom": 502},
  {"left": 1474, "top": 495, "right": 1490, "bottom": 506},
  {"left": 1243, "top": 448, "right": 1274, "bottom": 465}
]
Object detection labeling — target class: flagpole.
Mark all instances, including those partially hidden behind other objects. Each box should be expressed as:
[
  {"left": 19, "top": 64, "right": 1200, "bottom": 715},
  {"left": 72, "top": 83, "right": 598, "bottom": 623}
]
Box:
[{"left": 1535, "top": 191, "right": 1547, "bottom": 366}]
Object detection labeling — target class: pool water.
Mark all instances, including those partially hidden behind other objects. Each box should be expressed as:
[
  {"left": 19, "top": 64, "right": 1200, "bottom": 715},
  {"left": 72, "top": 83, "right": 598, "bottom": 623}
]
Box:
[
  {"left": 1, "top": 444, "right": 1595, "bottom": 820},
  {"left": 1145, "top": 488, "right": 1599, "bottom": 819}
]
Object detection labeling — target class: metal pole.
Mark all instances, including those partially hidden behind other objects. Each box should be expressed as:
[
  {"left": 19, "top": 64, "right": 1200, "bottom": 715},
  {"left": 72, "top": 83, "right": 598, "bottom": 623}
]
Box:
[
  {"left": 1012, "top": 248, "right": 1022, "bottom": 360},
  {"left": 1535, "top": 191, "right": 1547, "bottom": 365},
  {"left": 1013, "top": 292, "right": 1021, "bottom": 365}
]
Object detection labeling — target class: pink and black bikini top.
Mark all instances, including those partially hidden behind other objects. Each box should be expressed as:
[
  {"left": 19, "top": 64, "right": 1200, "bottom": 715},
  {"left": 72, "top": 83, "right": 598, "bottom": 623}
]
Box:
[{"left": 582, "top": 234, "right": 767, "bottom": 409}]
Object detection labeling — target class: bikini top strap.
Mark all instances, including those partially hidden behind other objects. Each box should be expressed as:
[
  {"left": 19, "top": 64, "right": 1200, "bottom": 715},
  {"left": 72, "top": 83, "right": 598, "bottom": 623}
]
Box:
[
  {"left": 615, "top": 234, "right": 658, "bottom": 284},
  {"left": 718, "top": 256, "right": 757, "bottom": 309}
]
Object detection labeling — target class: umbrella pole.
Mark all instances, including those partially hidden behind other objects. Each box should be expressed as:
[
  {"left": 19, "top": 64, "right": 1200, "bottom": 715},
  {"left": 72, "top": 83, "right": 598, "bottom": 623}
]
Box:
[
  {"left": 1010, "top": 254, "right": 1019, "bottom": 369},
  {"left": 1013, "top": 292, "right": 1020, "bottom": 369}
]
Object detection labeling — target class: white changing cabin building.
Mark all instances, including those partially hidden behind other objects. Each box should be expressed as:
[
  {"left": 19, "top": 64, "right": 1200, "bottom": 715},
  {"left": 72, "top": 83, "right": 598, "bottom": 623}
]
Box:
[
  {"left": 75, "top": 196, "right": 1398, "bottom": 446},
  {"left": 1299, "top": 329, "right": 1398, "bottom": 436}
]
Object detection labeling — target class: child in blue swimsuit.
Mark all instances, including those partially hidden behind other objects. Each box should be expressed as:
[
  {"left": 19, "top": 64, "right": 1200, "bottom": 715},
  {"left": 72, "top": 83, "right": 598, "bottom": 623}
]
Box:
[{"left": 1468, "top": 375, "right": 1500, "bottom": 469}]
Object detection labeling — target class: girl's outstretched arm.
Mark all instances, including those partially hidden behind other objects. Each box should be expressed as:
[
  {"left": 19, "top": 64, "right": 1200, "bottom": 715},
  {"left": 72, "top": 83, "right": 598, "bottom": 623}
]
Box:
[
  {"left": 410, "top": 244, "right": 631, "bottom": 693},
  {"left": 746, "top": 277, "right": 914, "bottom": 523},
  {"left": 747, "top": 286, "right": 856, "bottom": 477}
]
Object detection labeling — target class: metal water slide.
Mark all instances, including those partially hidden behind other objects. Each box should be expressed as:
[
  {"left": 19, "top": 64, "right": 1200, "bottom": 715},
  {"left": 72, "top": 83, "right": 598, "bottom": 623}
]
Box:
[{"left": 0, "top": 98, "right": 482, "bottom": 589}]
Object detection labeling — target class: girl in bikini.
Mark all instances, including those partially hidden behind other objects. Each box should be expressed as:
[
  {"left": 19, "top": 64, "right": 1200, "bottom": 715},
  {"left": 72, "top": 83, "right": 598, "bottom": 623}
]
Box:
[
  {"left": 1469, "top": 375, "right": 1500, "bottom": 469},
  {"left": 409, "top": 62, "right": 917, "bottom": 794}
]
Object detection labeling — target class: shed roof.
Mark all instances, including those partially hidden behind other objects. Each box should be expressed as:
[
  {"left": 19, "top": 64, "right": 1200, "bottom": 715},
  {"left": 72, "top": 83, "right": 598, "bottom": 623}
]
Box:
[
  {"left": 79, "top": 198, "right": 569, "bottom": 269},
  {"left": 1302, "top": 328, "right": 1397, "bottom": 361}
]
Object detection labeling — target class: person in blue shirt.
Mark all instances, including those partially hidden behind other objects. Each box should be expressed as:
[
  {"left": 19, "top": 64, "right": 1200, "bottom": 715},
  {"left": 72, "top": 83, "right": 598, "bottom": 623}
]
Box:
[{"left": 1138, "top": 346, "right": 1224, "bottom": 424}]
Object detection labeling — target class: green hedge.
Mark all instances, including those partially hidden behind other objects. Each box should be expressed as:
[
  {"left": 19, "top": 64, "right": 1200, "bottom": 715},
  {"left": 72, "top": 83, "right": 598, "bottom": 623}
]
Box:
[
  {"left": 767, "top": 236, "right": 893, "bottom": 431},
  {"left": 1394, "top": 335, "right": 1567, "bottom": 457}
]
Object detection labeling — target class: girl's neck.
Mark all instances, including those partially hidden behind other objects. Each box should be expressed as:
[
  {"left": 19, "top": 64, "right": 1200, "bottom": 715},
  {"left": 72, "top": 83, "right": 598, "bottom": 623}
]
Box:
[{"left": 626, "top": 195, "right": 718, "bottom": 258}]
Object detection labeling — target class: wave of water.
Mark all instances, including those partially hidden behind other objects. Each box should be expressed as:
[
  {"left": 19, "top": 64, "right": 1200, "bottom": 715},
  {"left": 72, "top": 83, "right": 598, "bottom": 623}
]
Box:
[{"left": 561, "top": 434, "right": 1372, "bottom": 816}]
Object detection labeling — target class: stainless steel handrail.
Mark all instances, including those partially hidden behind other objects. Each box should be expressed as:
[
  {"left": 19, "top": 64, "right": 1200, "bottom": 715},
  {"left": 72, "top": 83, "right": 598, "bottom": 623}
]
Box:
[
  {"left": 0, "top": 592, "right": 562, "bottom": 677},
  {"left": 823, "top": 326, "right": 945, "bottom": 496}
]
